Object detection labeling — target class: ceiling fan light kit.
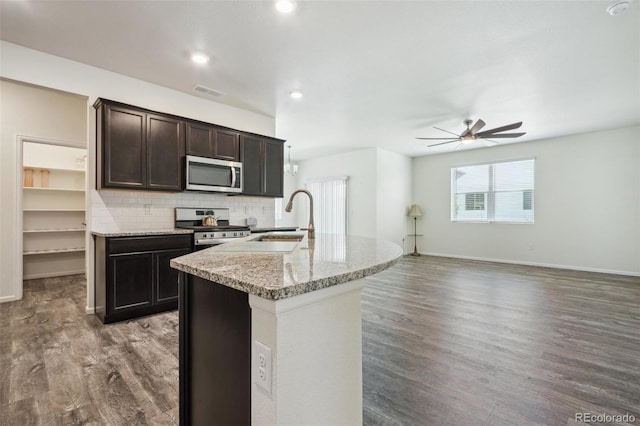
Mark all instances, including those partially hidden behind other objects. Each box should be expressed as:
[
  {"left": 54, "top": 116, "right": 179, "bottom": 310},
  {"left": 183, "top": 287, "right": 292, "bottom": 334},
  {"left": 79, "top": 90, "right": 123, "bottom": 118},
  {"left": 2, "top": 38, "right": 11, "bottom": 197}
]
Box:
[{"left": 417, "top": 118, "right": 526, "bottom": 148}]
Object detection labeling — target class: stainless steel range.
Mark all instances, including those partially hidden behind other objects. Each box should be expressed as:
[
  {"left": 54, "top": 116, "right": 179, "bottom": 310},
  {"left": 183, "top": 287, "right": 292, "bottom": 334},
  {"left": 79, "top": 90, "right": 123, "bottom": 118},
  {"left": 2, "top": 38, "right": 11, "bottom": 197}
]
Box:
[{"left": 175, "top": 207, "right": 251, "bottom": 249}]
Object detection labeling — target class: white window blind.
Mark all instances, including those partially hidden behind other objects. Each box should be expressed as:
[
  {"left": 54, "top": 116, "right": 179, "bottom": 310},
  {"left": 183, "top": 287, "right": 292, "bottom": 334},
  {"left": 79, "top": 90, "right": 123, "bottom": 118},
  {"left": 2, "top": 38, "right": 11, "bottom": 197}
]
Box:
[
  {"left": 451, "top": 159, "right": 534, "bottom": 223},
  {"left": 305, "top": 176, "right": 348, "bottom": 236}
]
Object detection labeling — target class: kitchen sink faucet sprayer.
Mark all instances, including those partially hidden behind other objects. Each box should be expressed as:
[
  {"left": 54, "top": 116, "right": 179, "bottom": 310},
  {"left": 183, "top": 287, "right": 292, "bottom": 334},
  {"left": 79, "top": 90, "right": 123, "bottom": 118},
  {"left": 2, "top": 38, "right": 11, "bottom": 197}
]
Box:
[{"left": 285, "top": 189, "right": 315, "bottom": 239}]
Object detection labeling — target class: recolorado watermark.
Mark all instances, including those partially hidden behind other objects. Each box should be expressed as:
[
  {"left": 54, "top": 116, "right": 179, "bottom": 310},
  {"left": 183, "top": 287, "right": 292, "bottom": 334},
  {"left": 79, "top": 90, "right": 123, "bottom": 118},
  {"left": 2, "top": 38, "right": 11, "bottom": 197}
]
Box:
[{"left": 575, "top": 412, "right": 636, "bottom": 423}]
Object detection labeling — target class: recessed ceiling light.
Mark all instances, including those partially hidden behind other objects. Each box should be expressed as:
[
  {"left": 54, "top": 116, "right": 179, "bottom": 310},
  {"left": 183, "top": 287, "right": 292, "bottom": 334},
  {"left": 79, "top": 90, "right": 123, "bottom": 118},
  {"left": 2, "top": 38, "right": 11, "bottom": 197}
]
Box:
[
  {"left": 191, "top": 52, "right": 210, "bottom": 64},
  {"left": 606, "top": 1, "right": 630, "bottom": 16},
  {"left": 275, "top": 0, "right": 296, "bottom": 14},
  {"left": 289, "top": 90, "right": 303, "bottom": 99}
]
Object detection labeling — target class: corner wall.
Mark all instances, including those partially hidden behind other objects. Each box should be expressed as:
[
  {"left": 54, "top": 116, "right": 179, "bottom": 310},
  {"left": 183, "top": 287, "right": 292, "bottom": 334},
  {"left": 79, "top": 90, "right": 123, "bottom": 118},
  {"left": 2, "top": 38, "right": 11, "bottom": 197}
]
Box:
[
  {"left": 290, "top": 148, "right": 412, "bottom": 248},
  {"left": 0, "top": 79, "right": 87, "bottom": 302},
  {"left": 376, "top": 150, "right": 413, "bottom": 251},
  {"left": 412, "top": 126, "right": 640, "bottom": 275}
]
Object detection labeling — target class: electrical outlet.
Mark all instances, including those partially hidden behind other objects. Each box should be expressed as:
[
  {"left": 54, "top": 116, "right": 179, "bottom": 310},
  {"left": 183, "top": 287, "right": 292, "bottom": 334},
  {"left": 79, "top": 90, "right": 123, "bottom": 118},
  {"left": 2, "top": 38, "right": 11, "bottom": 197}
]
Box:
[
  {"left": 254, "top": 341, "right": 272, "bottom": 394},
  {"left": 144, "top": 204, "right": 152, "bottom": 215}
]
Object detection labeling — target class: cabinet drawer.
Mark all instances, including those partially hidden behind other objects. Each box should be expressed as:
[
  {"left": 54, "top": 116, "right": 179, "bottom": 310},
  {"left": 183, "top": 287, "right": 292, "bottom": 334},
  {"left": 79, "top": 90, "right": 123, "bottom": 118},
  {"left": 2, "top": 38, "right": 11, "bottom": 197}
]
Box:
[{"left": 108, "top": 234, "right": 192, "bottom": 254}]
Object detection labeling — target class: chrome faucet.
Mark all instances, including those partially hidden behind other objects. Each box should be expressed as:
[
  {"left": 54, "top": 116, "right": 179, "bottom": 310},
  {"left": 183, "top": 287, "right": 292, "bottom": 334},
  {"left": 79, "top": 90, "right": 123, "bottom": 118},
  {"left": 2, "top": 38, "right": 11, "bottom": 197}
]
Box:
[{"left": 285, "top": 189, "right": 315, "bottom": 239}]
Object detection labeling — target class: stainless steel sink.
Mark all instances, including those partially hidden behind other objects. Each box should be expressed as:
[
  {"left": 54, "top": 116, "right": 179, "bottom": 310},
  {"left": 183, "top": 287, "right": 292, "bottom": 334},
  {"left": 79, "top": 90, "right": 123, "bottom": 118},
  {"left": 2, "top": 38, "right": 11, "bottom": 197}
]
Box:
[{"left": 250, "top": 233, "right": 305, "bottom": 242}]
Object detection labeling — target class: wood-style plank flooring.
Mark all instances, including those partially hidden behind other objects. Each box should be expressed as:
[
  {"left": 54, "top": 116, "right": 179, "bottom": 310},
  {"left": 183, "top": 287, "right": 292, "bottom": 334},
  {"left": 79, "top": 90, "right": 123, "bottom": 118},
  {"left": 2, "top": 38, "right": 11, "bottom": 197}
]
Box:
[
  {"left": 1, "top": 256, "right": 639, "bottom": 425},
  {"left": 362, "top": 257, "right": 640, "bottom": 426}
]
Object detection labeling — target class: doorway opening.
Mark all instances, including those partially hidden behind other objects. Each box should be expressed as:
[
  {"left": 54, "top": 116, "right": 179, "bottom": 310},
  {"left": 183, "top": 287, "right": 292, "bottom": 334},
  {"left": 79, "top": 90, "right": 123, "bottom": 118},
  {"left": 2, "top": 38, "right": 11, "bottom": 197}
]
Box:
[{"left": 20, "top": 138, "right": 87, "bottom": 281}]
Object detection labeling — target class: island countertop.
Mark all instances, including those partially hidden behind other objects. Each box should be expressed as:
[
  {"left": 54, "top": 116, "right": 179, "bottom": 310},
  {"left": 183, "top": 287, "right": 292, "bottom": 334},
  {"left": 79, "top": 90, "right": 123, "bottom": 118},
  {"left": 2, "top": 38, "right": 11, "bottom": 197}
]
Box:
[{"left": 170, "top": 233, "right": 403, "bottom": 300}]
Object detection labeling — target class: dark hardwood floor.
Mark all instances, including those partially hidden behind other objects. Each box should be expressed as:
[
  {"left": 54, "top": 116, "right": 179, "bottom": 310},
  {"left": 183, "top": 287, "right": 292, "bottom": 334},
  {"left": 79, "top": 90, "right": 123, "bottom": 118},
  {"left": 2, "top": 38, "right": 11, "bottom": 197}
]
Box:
[
  {"left": 362, "top": 257, "right": 640, "bottom": 426},
  {"left": 0, "top": 275, "right": 180, "bottom": 426},
  {"left": 1, "top": 256, "right": 639, "bottom": 425}
]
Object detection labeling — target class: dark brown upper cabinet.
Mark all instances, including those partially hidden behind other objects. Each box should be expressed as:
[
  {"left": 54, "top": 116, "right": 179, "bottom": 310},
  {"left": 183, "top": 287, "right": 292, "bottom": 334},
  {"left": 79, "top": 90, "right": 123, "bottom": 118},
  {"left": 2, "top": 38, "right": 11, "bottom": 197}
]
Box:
[
  {"left": 185, "top": 120, "right": 240, "bottom": 161},
  {"left": 95, "top": 99, "right": 184, "bottom": 191},
  {"left": 240, "top": 135, "right": 284, "bottom": 197},
  {"left": 95, "top": 98, "right": 284, "bottom": 196}
]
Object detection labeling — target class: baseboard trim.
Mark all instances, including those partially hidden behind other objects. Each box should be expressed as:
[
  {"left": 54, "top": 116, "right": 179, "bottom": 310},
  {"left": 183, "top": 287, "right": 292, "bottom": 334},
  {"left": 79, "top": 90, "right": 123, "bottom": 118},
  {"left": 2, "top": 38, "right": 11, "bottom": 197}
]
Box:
[
  {"left": 0, "top": 295, "right": 19, "bottom": 303},
  {"left": 85, "top": 305, "right": 95, "bottom": 314},
  {"left": 24, "top": 269, "right": 85, "bottom": 280},
  {"left": 420, "top": 252, "right": 640, "bottom": 277}
]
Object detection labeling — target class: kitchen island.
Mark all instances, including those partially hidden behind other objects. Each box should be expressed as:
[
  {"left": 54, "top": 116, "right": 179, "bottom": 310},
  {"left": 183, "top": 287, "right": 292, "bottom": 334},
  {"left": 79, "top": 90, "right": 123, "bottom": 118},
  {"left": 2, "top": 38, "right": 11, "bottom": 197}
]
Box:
[{"left": 170, "top": 232, "right": 402, "bottom": 426}]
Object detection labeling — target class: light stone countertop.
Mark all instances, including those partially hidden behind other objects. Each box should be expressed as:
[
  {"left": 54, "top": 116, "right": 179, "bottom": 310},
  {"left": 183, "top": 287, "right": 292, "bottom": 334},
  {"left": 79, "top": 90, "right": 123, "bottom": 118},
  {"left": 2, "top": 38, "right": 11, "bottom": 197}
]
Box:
[
  {"left": 170, "top": 233, "right": 403, "bottom": 300},
  {"left": 91, "top": 229, "right": 194, "bottom": 237}
]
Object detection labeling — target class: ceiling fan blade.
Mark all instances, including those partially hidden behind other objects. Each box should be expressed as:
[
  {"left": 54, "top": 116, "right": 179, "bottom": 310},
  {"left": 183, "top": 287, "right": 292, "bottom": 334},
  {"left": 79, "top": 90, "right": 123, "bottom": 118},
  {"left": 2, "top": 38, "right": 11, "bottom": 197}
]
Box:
[
  {"left": 427, "top": 139, "right": 460, "bottom": 147},
  {"left": 433, "top": 126, "right": 461, "bottom": 137},
  {"left": 416, "top": 137, "right": 462, "bottom": 140},
  {"left": 469, "top": 119, "right": 486, "bottom": 134},
  {"left": 478, "top": 132, "right": 526, "bottom": 139},
  {"left": 476, "top": 121, "right": 522, "bottom": 137}
]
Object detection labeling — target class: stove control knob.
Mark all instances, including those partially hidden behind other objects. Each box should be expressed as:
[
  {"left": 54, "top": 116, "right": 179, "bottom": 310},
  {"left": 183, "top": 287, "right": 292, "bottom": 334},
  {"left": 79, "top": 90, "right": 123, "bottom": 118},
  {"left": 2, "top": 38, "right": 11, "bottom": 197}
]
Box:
[{"left": 222, "top": 233, "right": 227, "bottom": 237}]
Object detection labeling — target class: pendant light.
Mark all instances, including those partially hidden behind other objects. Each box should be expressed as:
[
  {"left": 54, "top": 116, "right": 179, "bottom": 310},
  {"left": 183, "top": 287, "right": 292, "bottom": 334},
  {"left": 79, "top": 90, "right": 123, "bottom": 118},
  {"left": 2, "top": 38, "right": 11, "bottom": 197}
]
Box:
[{"left": 284, "top": 145, "right": 298, "bottom": 176}]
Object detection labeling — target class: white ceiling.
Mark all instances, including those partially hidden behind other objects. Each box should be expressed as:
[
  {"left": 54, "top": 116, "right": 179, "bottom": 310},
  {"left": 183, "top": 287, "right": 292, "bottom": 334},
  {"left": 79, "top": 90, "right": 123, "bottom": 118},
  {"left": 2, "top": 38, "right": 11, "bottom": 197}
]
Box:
[{"left": 1, "top": 1, "right": 639, "bottom": 160}]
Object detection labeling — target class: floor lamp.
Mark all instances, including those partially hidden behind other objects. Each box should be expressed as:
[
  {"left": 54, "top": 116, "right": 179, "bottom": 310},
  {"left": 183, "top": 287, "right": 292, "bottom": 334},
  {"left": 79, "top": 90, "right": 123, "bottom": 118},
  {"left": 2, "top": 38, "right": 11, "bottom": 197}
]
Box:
[{"left": 408, "top": 204, "right": 423, "bottom": 256}]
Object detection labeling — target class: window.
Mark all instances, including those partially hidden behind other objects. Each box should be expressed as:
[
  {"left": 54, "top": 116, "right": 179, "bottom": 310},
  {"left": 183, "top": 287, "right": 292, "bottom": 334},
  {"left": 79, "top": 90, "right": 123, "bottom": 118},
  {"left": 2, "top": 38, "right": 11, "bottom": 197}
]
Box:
[
  {"left": 305, "top": 176, "right": 348, "bottom": 236},
  {"left": 523, "top": 190, "right": 533, "bottom": 211},
  {"left": 465, "top": 193, "right": 486, "bottom": 211},
  {"left": 305, "top": 176, "right": 348, "bottom": 262},
  {"left": 451, "top": 159, "right": 534, "bottom": 223}
]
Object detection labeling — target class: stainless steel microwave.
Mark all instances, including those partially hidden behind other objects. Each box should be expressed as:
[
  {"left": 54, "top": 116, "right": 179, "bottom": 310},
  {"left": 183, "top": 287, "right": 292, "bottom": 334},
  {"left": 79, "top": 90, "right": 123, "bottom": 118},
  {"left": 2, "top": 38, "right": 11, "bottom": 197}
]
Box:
[{"left": 185, "top": 155, "right": 243, "bottom": 193}]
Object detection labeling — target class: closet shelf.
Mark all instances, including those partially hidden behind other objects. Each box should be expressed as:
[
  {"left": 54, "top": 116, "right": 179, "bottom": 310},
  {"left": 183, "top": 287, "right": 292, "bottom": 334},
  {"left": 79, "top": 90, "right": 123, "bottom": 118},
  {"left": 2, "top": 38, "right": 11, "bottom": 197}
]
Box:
[
  {"left": 23, "top": 166, "right": 85, "bottom": 173},
  {"left": 23, "top": 247, "right": 85, "bottom": 255},
  {"left": 23, "top": 187, "right": 85, "bottom": 192},
  {"left": 24, "top": 228, "right": 85, "bottom": 233},
  {"left": 24, "top": 209, "right": 85, "bottom": 212}
]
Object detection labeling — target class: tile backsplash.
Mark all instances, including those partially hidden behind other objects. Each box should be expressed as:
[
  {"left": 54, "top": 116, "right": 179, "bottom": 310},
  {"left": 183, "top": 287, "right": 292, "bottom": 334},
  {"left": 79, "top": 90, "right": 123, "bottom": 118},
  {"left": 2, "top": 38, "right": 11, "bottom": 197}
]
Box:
[{"left": 91, "top": 190, "right": 276, "bottom": 232}]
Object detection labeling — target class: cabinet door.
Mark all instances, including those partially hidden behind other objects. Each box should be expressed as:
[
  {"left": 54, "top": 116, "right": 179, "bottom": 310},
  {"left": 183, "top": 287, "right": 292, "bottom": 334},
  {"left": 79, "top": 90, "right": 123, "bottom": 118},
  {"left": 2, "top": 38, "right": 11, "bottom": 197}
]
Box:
[
  {"left": 263, "top": 139, "right": 284, "bottom": 197},
  {"left": 240, "top": 135, "right": 264, "bottom": 195},
  {"left": 108, "top": 252, "right": 154, "bottom": 313},
  {"left": 186, "top": 122, "right": 213, "bottom": 157},
  {"left": 147, "top": 114, "right": 184, "bottom": 191},
  {"left": 103, "top": 104, "right": 146, "bottom": 188},
  {"left": 214, "top": 129, "right": 240, "bottom": 161},
  {"left": 154, "top": 248, "right": 191, "bottom": 304}
]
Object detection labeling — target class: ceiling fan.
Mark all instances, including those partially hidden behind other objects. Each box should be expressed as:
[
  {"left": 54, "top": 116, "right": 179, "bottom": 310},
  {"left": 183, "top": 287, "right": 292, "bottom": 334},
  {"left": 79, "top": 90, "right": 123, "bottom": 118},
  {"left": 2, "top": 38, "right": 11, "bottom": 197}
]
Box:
[{"left": 417, "top": 119, "right": 525, "bottom": 148}]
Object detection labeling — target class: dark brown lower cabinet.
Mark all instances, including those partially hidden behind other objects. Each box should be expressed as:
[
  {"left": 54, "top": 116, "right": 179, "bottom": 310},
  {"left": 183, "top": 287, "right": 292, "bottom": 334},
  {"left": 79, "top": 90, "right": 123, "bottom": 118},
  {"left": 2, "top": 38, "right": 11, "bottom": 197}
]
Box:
[
  {"left": 179, "top": 274, "right": 251, "bottom": 426},
  {"left": 95, "top": 234, "right": 192, "bottom": 324}
]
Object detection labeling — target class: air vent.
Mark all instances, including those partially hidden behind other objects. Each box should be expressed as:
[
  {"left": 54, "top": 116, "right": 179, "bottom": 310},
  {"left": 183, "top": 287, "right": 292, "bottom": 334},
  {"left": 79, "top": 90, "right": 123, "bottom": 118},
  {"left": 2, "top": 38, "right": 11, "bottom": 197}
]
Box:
[{"left": 193, "top": 85, "right": 225, "bottom": 97}]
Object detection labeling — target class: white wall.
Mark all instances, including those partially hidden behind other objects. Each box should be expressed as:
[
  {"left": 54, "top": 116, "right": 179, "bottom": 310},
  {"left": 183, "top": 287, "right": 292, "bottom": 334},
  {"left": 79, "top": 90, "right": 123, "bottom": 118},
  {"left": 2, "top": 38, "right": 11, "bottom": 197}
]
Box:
[
  {"left": 0, "top": 79, "right": 87, "bottom": 303},
  {"left": 412, "top": 126, "right": 640, "bottom": 275},
  {"left": 293, "top": 149, "right": 378, "bottom": 237},
  {"left": 376, "top": 150, "right": 413, "bottom": 251},
  {"left": 1, "top": 41, "right": 277, "bottom": 308},
  {"left": 289, "top": 148, "right": 413, "bottom": 249},
  {"left": 277, "top": 171, "right": 300, "bottom": 228}
]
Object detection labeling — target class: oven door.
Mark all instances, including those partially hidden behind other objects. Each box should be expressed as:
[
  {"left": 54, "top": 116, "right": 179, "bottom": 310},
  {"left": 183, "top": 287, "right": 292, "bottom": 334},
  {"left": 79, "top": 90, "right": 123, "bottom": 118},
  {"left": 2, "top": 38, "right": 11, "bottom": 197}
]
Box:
[{"left": 185, "top": 156, "right": 242, "bottom": 193}]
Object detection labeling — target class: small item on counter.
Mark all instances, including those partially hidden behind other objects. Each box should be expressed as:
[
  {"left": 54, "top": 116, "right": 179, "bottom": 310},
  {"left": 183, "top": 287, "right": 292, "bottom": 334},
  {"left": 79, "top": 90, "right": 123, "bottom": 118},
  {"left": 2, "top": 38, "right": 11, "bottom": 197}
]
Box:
[
  {"left": 40, "top": 169, "right": 50, "bottom": 188},
  {"left": 24, "top": 168, "right": 34, "bottom": 187},
  {"left": 202, "top": 215, "right": 217, "bottom": 226},
  {"left": 246, "top": 217, "right": 257, "bottom": 228}
]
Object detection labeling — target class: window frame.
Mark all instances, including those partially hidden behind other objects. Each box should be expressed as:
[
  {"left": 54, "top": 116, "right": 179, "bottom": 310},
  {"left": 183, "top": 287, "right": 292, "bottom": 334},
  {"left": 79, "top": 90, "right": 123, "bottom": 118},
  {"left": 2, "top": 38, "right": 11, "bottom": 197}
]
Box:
[{"left": 451, "top": 158, "right": 535, "bottom": 224}]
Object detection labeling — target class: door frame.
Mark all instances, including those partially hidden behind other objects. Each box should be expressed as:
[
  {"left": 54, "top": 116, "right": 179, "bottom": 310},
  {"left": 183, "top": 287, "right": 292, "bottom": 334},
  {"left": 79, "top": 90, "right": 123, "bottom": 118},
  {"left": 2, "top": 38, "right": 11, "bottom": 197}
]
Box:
[{"left": 16, "top": 135, "right": 88, "bottom": 298}]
